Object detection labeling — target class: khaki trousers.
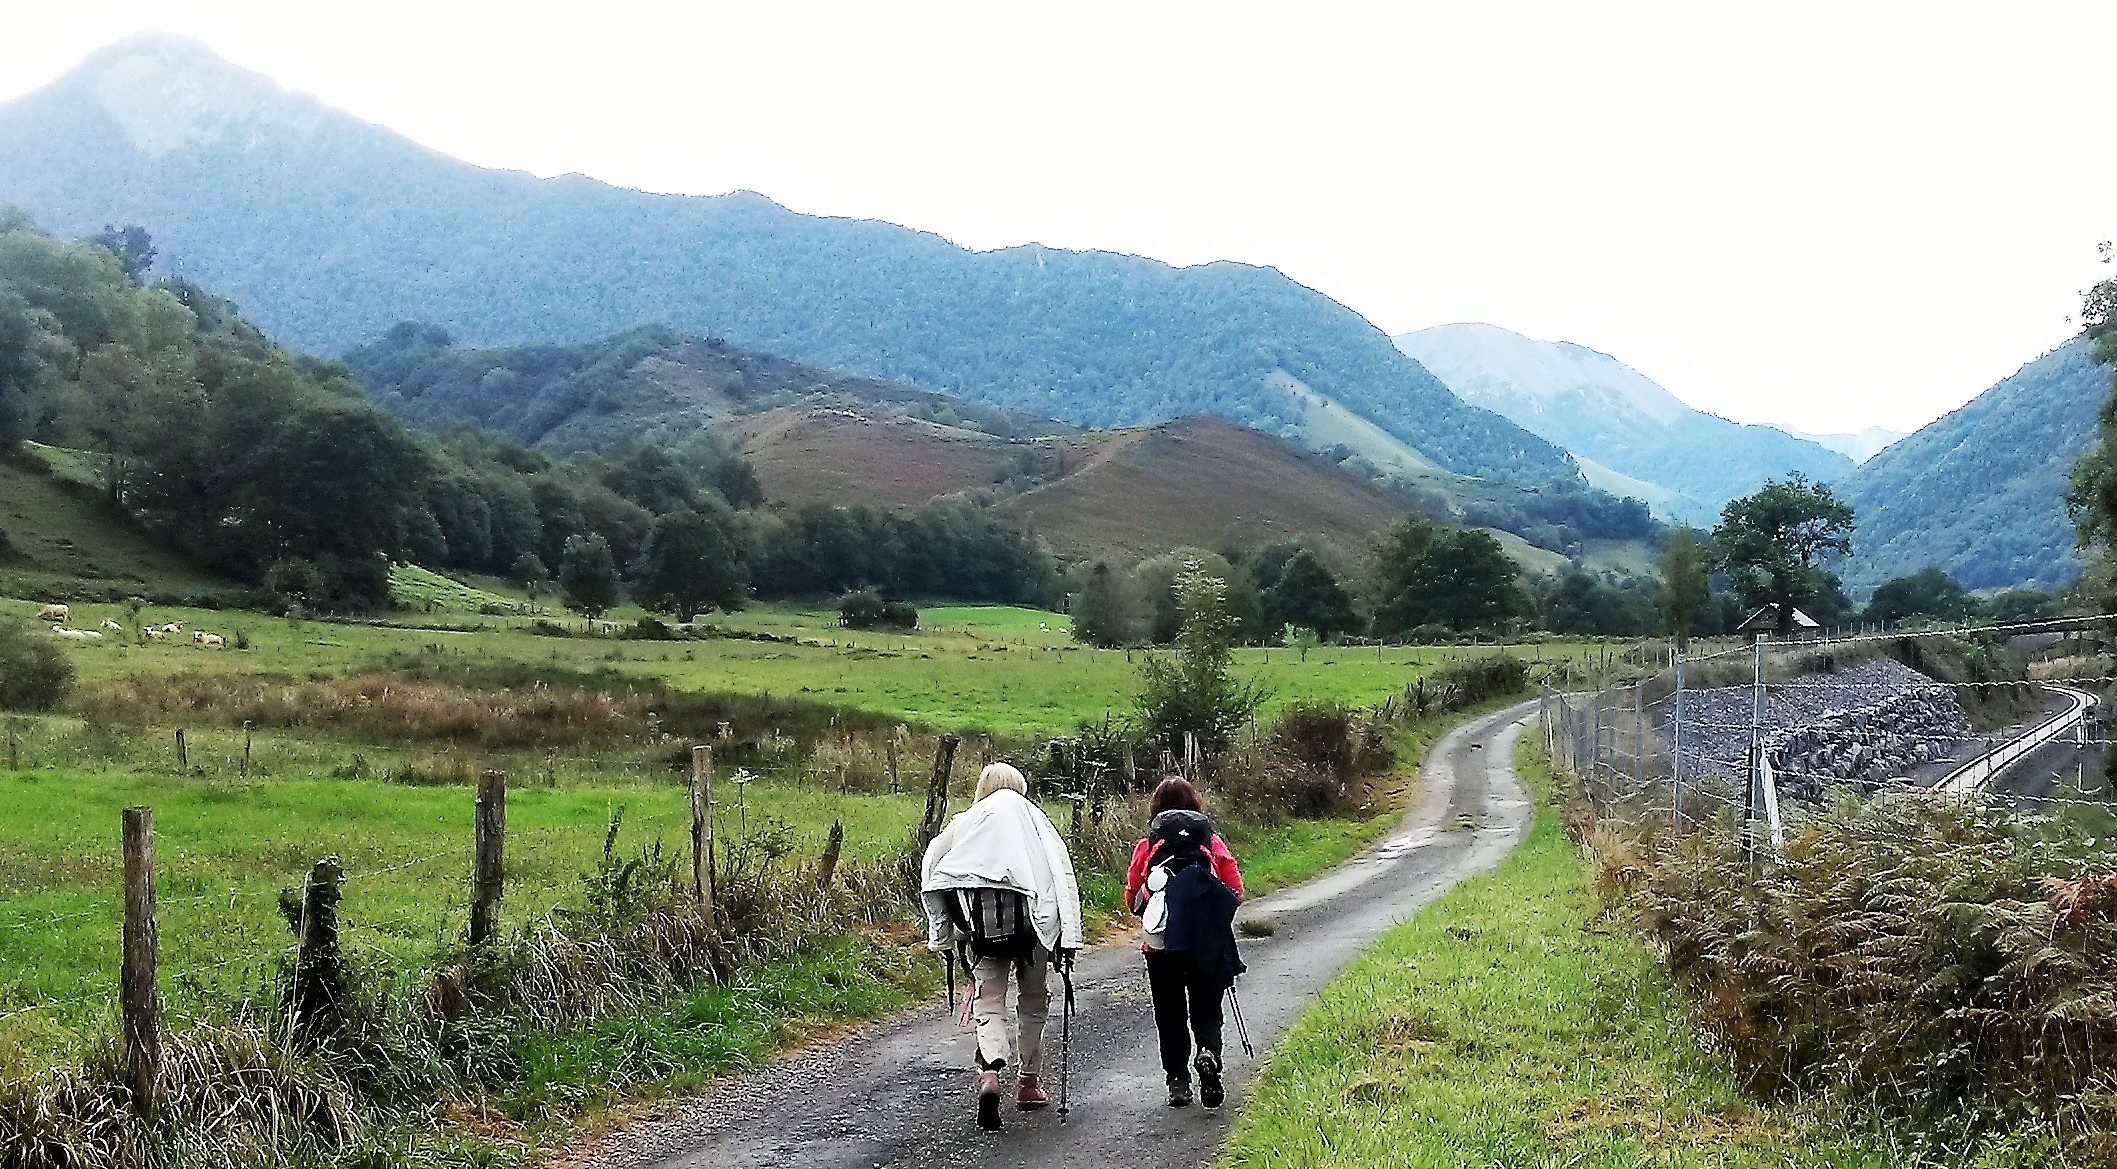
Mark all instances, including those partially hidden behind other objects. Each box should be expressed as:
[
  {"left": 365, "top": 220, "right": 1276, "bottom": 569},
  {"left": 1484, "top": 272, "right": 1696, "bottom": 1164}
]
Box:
[{"left": 969, "top": 946, "right": 1050, "bottom": 1075}]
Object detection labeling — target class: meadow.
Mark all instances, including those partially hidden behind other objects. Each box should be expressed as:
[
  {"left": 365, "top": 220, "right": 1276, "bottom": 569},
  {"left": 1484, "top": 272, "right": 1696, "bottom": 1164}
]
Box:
[{"left": 0, "top": 577, "right": 1597, "bottom": 1082}]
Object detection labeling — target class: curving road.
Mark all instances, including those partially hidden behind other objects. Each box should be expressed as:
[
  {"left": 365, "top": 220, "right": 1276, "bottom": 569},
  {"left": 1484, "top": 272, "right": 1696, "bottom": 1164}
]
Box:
[{"left": 568, "top": 701, "right": 1538, "bottom": 1169}]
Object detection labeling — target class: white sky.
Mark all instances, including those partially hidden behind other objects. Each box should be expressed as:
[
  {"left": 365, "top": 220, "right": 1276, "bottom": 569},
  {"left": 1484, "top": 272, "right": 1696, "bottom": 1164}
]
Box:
[{"left": 4, "top": 1, "right": 2114, "bottom": 435}]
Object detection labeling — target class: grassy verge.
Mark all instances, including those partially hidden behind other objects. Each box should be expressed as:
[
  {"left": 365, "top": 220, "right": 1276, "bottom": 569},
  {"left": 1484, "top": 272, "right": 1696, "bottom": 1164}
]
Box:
[{"left": 1219, "top": 730, "right": 1906, "bottom": 1168}]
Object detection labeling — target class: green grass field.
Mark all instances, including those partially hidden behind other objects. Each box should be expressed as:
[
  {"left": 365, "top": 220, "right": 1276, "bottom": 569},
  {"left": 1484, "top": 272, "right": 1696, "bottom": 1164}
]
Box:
[
  {"left": 0, "top": 589, "right": 1584, "bottom": 738},
  {"left": 0, "top": 555, "right": 1604, "bottom": 1118},
  {"left": 1218, "top": 734, "right": 1909, "bottom": 1169}
]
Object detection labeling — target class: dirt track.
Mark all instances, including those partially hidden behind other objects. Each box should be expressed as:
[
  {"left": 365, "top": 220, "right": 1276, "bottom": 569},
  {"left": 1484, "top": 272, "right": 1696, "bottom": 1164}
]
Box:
[{"left": 573, "top": 701, "right": 1538, "bottom": 1169}]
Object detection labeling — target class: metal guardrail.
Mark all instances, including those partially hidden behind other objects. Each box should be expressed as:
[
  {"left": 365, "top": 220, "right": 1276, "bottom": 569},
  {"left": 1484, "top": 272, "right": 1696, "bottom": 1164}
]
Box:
[{"left": 1934, "top": 685, "right": 2098, "bottom": 794}]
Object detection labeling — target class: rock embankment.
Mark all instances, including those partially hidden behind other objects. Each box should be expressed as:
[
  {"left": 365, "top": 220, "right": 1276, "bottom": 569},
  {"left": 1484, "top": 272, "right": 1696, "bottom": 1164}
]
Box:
[{"left": 1670, "top": 658, "right": 1975, "bottom": 798}]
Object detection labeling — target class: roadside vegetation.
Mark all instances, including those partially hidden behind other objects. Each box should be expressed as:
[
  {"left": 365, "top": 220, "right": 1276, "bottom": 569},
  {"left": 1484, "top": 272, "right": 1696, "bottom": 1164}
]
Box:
[{"left": 1224, "top": 735, "right": 1949, "bottom": 1169}]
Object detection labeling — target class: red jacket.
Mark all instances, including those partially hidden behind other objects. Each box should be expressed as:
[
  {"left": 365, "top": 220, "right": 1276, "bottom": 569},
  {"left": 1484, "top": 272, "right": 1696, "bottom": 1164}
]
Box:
[{"left": 1125, "top": 833, "right": 1244, "bottom": 914}]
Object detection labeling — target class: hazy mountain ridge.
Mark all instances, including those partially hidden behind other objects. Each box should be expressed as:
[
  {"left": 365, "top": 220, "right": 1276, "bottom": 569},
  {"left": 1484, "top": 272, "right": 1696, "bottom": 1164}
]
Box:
[
  {"left": 0, "top": 34, "right": 1595, "bottom": 500},
  {"left": 1837, "top": 336, "right": 2103, "bottom": 595},
  {"left": 1788, "top": 425, "right": 1906, "bottom": 464},
  {"left": 1396, "top": 323, "right": 1854, "bottom": 525}
]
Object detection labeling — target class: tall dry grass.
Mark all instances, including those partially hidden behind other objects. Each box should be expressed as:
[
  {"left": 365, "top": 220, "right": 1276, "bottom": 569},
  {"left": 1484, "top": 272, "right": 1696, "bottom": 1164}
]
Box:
[{"left": 1591, "top": 791, "right": 2117, "bottom": 1159}]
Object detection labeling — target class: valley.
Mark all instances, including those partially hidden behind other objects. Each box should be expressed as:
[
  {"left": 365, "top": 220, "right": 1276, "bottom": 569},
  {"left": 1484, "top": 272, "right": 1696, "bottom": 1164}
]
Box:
[{"left": 0, "top": 21, "right": 2114, "bottom": 1169}]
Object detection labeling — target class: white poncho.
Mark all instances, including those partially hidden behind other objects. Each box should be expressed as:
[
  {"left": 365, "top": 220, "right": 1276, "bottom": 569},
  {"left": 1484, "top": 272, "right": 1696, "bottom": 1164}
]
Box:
[{"left": 920, "top": 789, "right": 1085, "bottom": 954}]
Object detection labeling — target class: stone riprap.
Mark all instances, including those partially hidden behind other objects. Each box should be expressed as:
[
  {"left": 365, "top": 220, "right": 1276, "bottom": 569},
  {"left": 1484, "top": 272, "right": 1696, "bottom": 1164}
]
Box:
[{"left": 1666, "top": 657, "right": 1974, "bottom": 799}]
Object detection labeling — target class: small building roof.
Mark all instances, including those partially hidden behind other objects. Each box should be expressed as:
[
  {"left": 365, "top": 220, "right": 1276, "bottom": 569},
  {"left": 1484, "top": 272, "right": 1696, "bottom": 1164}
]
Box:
[{"left": 1736, "top": 604, "right": 1820, "bottom": 633}]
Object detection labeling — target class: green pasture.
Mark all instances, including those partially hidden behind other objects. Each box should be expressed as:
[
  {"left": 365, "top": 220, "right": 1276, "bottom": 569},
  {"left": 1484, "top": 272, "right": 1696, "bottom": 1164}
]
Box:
[
  {"left": 0, "top": 764, "right": 918, "bottom": 1070},
  {"left": 0, "top": 592, "right": 1589, "bottom": 738}
]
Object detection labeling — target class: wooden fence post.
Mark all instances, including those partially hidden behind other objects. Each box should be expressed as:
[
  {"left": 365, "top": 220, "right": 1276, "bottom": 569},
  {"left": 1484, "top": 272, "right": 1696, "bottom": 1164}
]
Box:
[
  {"left": 918, "top": 734, "right": 960, "bottom": 848},
  {"left": 469, "top": 770, "right": 507, "bottom": 948},
  {"left": 817, "top": 819, "right": 843, "bottom": 889},
  {"left": 6, "top": 722, "right": 15, "bottom": 770},
  {"left": 174, "top": 728, "right": 186, "bottom": 771},
  {"left": 690, "top": 745, "right": 716, "bottom": 931},
  {"left": 241, "top": 720, "right": 253, "bottom": 778},
  {"left": 121, "top": 806, "right": 160, "bottom": 1114},
  {"left": 287, "top": 857, "right": 344, "bottom": 1037},
  {"left": 885, "top": 736, "right": 900, "bottom": 795}
]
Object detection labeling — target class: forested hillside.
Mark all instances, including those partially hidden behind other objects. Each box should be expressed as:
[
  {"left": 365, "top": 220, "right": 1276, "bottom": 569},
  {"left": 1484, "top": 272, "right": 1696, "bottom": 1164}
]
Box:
[
  {"left": 1397, "top": 323, "right": 1852, "bottom": 525},
  {"left": 0, "top": 34, "right": 1596, "bottom": 499},
  {"left": 1837, "top": 337, "right": 2103, "bottom": 594},
  {"left": 0, "top": 217, "right": 1054, "bottom": 611},
  {"left": 345, "top": 323, "right": 1068, "bottom": 452}
]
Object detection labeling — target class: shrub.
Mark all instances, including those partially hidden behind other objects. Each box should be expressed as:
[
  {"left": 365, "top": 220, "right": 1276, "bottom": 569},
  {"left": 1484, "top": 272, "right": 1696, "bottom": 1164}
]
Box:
[
  {"left": 0, "top": 622, "right": 73, "bottom": 711},
  {"left": 837, "top": 589, "right": 917, "bottom": 631},
  {"left": 1137, "top": 562, "right": 1265, "bottom": 758},
  {"left": 1433, "top": 654, "right": 1529, "bottom": 707}
]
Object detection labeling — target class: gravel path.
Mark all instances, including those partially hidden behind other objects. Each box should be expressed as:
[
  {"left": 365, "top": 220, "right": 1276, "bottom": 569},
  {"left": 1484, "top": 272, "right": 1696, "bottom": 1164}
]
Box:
[{"left": 564, "top": 701, "right": 1538, "bottom": 1169}]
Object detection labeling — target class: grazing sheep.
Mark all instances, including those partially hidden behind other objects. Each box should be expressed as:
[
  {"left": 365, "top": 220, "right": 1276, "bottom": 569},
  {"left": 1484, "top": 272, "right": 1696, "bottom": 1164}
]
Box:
[
  {"left": 194, "top": 632, "right": 226, "bottom": 648},
  {"left": 100, "top": 620, "right": 123, "bottom": 631},
  {"left": 51, "top": 626, "right": 101, "bottom": 641},
  {"left": 160, "top": 622, "right": 184, "bottom": 634},
  {"left": 36, "top": 604, "right": 68, "bottom": 622},
  {"left": 145, "top": 627, "right": 168, "bottom": 640}
]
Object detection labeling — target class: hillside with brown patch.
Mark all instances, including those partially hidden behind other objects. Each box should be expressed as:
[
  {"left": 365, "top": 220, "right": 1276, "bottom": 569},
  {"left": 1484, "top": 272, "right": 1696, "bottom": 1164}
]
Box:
[
  {"left": 740, "top": 408, "right": 1061, "bottom": 509},
  {"left": 741, "top": 407, "right": 1412, "bottom": 562},
  {"left": 998, "top": 416, "right": 1411, "bottom": 561}
]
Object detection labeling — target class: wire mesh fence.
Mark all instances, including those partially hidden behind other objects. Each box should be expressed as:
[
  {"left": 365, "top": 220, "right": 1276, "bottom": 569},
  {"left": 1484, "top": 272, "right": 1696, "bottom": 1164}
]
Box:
[{"left": 1547, "top": 614, "right": 2117, "bottom": 857}]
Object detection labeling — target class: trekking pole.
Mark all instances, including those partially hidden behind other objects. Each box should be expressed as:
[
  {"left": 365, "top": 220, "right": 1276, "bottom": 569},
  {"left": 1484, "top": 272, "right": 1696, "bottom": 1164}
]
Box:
[
  {"left": 1227, "top": 984, "right": 1255, "bottom": 1059},
  {"left": 944, "top": 950, "right": 957, "bottom": 1016},
  {"left": 1058, "top": 950, "right": 1076, "bottom": 1122}
]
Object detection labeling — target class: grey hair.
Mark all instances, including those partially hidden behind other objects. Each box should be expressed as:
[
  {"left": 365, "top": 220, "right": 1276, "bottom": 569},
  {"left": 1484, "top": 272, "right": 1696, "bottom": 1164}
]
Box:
[{"left": 974, "top": 762, "right": 1028, "bottom": 802}]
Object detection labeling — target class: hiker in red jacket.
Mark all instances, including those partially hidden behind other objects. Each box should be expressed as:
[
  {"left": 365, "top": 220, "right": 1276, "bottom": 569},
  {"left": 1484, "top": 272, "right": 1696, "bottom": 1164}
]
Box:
[{"left": 1124, "top": 775, "right": 1245, "bottom": 1108}]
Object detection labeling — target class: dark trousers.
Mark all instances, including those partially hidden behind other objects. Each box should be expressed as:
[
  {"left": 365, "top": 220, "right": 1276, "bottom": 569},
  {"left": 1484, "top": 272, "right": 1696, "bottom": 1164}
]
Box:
[{"left": 1145, "top": 949, "right": 1224, "bottom": 1083}]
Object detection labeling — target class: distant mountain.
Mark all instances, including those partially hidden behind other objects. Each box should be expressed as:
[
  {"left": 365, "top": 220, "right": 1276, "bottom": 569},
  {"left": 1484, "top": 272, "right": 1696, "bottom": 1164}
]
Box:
[
  {"left": 1395, "top": 323, "right": 1853, "bottom": 525},
  {"left": 1837, "top": 337, "right": 2104, "bottom": 595},
  {"left": 0, "top": 34, "right": 1599, "bottom": 505},
  {"left": 1786, "top": 425, "right": 1906, "bottom": 464}
]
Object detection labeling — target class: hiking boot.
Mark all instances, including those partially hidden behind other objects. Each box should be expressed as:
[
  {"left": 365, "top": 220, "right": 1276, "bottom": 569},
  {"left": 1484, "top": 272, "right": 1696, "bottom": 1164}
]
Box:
[
  {"left": 977, "top": 1071, "right": 1002, "bottom": 1131},
  {"left": 1195, "top": 1049, "right": 1224, "bottom": 1108},
  {"left": 1017, "top": 1074, "right": 1050, "bottom": 1110},
  {"left": 1167, "top": 1076, "right": 1193, "bottom": 1107}
]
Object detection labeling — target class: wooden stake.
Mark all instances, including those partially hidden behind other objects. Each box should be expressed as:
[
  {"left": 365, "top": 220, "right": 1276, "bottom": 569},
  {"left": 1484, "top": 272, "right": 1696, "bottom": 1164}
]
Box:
[
  {"left": 690, "top": 745, "right": 716, "bottom": 930},
  {"left": 174, "top": 728, "right": 186, "bottom": 771},
  {"left": 918, "top": 734, "right": 960, "bottom": 849},
  {"left": 288, "top": 857, "right": 344, "bottom": 1037},
  {"left": 469, "top": 770, "right": 507, "bottom": 948},
  {"left": 241, "top": 720, "right": 253, "bottom": 778},
  {"left": 817, "top": 819, "right": 843, "bottom": 889},
  {"left": 121, "top": 806, "right": 160, "bottom": 1114}
]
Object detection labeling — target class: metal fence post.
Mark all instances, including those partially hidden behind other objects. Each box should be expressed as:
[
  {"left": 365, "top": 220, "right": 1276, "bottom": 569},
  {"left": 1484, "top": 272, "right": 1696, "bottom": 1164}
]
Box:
[{"left": 1671, "top": 650, "right": 1686, "bottom": 825}]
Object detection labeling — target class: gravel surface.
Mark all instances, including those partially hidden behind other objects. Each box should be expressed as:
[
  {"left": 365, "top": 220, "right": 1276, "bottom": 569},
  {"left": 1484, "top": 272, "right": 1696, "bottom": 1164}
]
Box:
[{"left": 558, "top": 702, "right": 1539, "bottom": 1169}]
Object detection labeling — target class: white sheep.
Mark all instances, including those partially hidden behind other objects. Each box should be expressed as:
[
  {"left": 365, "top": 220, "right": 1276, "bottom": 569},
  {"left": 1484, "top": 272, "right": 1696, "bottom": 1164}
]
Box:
[
  {"left": 36, "top": 604, "right": 68, "bottom": 623},
  {"left": 160, "top": 622, "right": 184, "bottom": 634},
  {"left": 100, "top": 619, "right": 123, "bottom": 631},
  {"left": 51, "top": 626, "right": 101, "bottom": 641},
  {"left": 145, "top": 627, "right": 168, "bottom": 640},
  {"left": 194, "top": 632, "right": 225, "bottom": 648}
]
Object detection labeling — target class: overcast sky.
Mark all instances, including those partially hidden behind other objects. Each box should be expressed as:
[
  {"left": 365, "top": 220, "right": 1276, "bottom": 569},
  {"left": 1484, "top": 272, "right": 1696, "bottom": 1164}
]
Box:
[{"left": 5, "top": 1, "right": 2114, "bottom": 434}]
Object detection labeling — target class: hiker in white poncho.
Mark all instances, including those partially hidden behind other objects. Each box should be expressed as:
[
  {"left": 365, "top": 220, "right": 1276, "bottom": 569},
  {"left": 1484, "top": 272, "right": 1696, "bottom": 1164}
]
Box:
[{"left": 922, "top": 763, "right": 1084, "bottom": 1131}]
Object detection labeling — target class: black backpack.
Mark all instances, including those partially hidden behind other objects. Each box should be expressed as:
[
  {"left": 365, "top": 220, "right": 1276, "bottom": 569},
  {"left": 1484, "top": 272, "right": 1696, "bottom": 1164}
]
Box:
[
  {"left": 1148, "top": 809, "right": 1214, "bottom": 870},
  {"left": 947, "top": 886, "right": 1038, "bottom": 961}
]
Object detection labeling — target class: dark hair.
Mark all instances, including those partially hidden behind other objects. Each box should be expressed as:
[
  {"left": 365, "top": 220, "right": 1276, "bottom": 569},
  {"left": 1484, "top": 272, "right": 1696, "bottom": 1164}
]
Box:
[{"left": 1149, "top": 775, "right": 1204, "bottom": 817}]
